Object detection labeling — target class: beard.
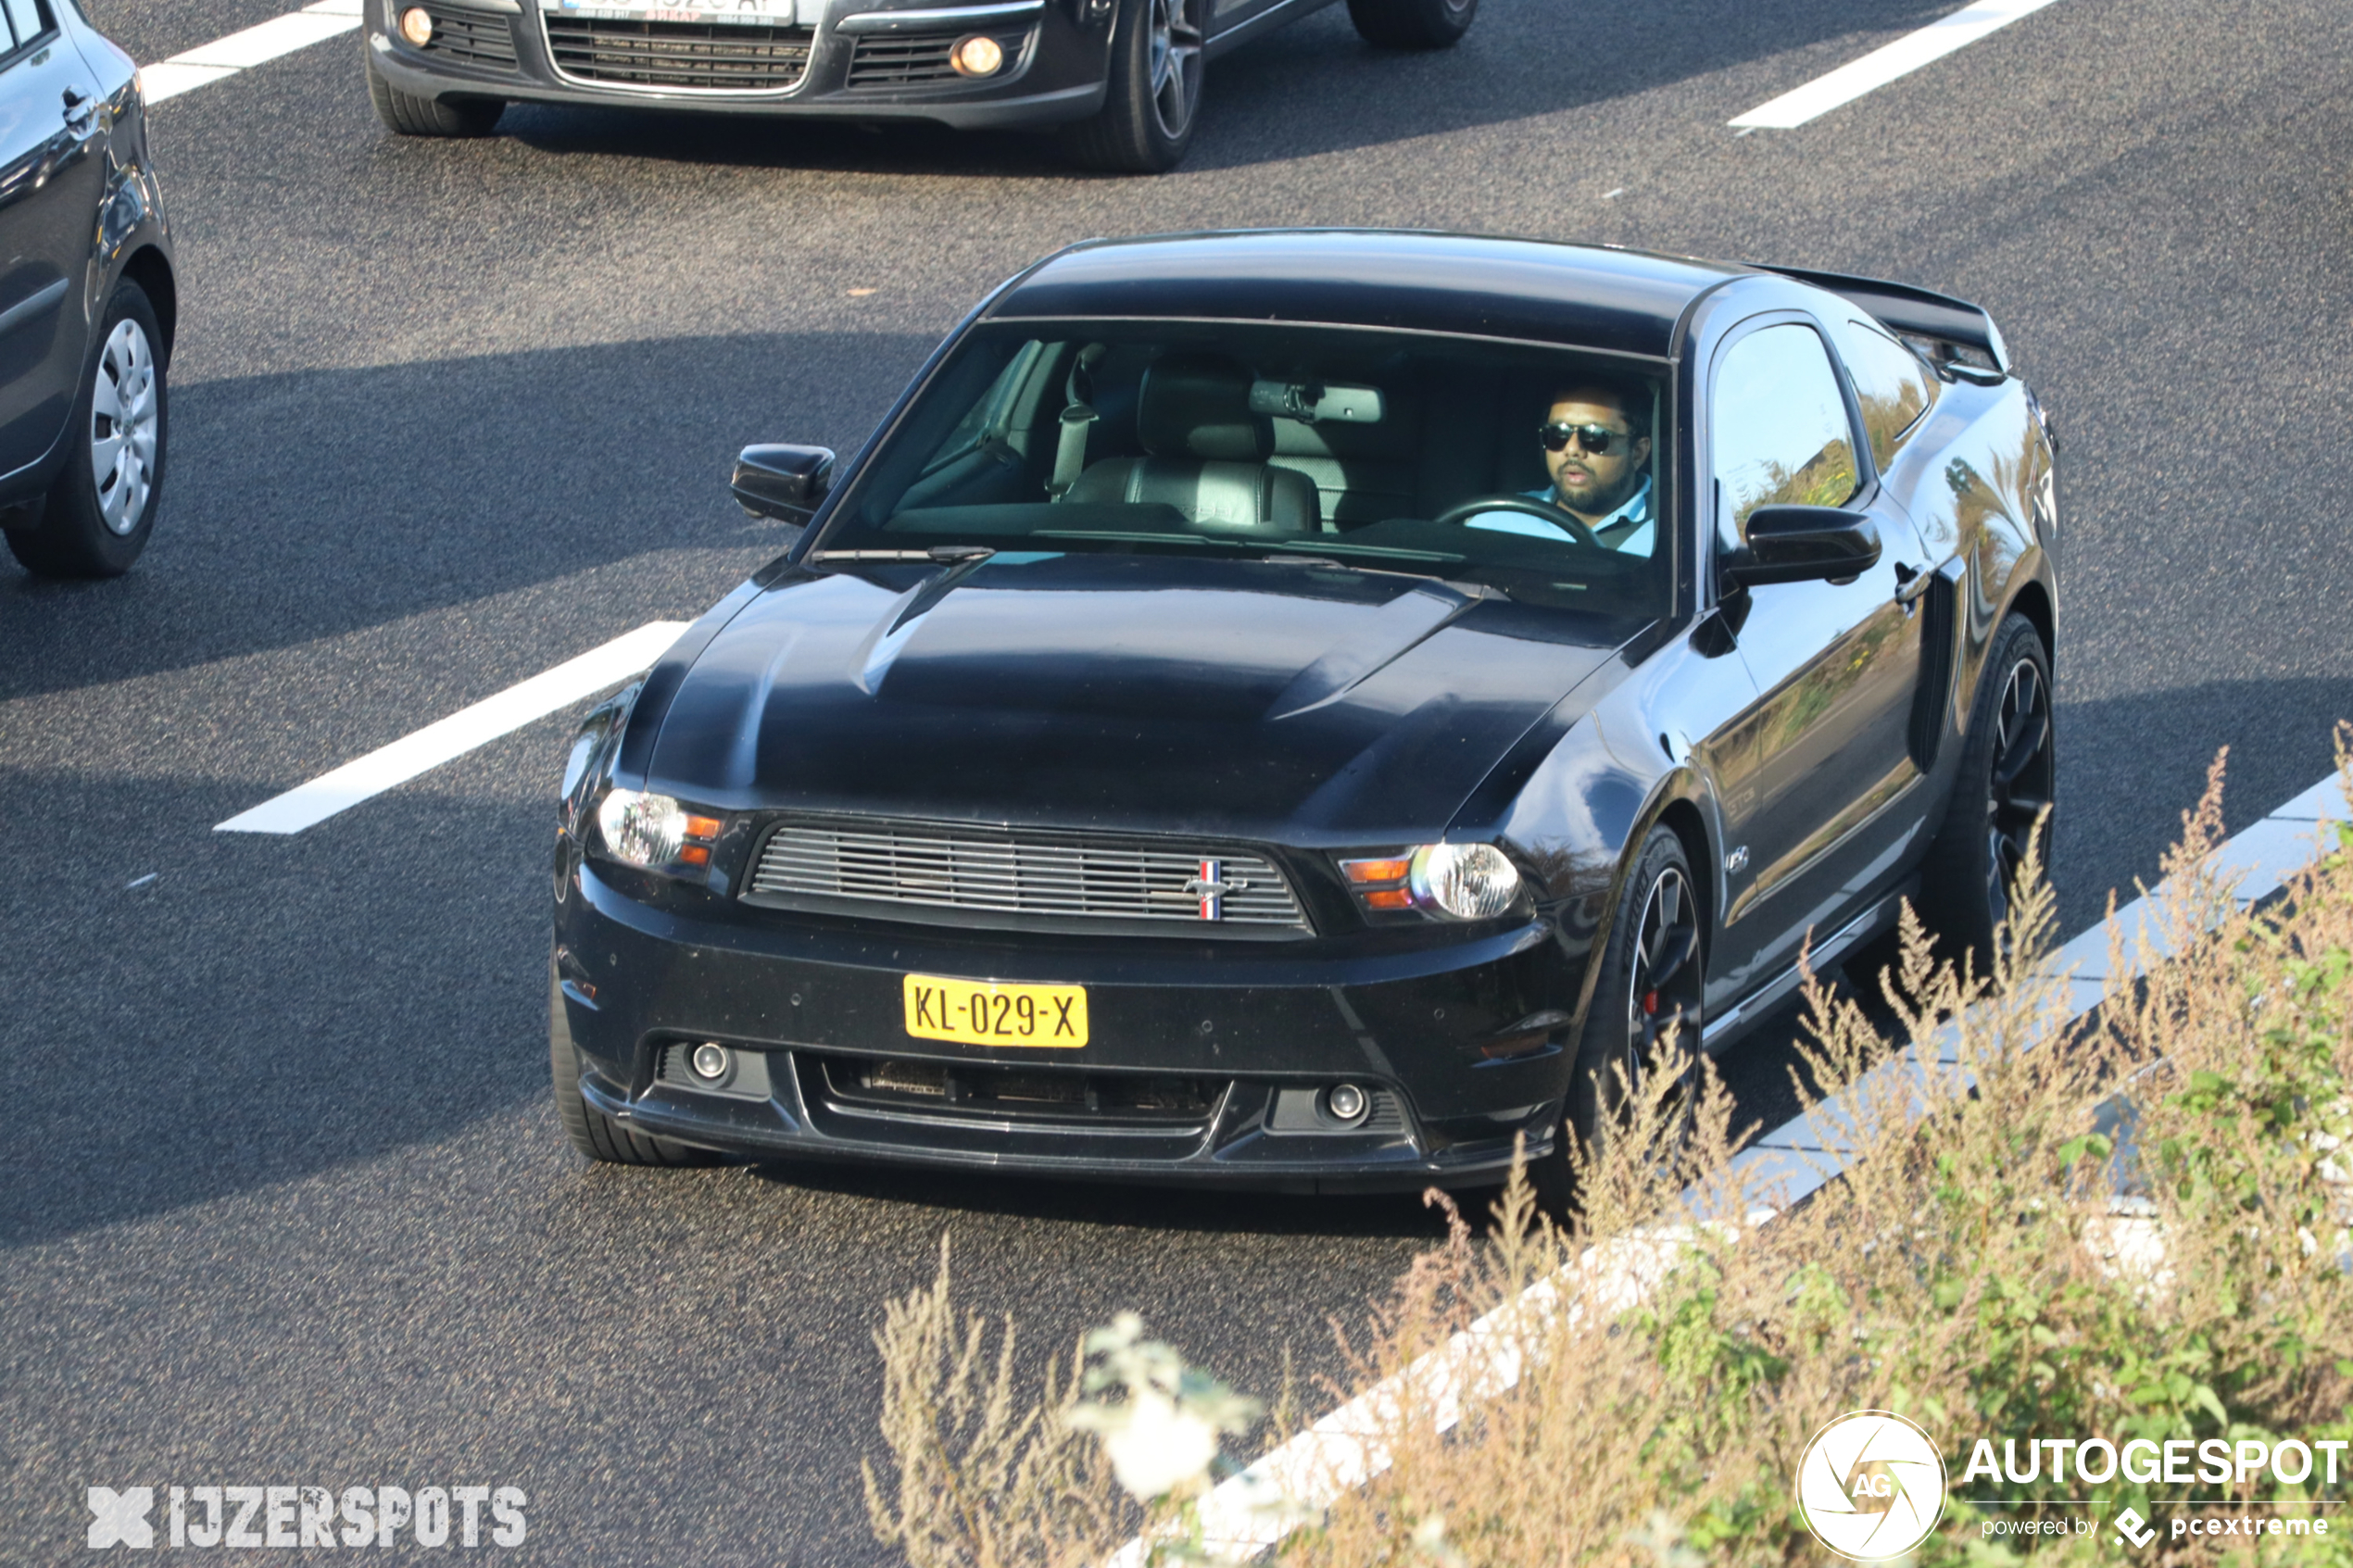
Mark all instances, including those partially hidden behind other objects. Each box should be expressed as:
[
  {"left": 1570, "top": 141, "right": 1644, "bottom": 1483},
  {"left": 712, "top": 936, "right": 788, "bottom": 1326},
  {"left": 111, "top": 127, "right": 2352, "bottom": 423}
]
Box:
[{"left": 1553, "top": 463, "right": 1641, "bottom": 521}]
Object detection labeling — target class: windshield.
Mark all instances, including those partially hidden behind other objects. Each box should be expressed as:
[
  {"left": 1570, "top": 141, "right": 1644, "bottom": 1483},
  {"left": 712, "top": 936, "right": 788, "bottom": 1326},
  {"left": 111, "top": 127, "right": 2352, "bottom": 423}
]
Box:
[{"left": 812, "top": 322, "right": 1671, "bottom": 615}]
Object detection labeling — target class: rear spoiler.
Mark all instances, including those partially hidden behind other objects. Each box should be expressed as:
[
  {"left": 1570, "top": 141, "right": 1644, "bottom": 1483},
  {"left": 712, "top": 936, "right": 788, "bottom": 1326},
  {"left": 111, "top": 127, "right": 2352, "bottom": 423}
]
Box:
[{"left": 1751, "top": 263, "right": 2012, "bottom": 380}]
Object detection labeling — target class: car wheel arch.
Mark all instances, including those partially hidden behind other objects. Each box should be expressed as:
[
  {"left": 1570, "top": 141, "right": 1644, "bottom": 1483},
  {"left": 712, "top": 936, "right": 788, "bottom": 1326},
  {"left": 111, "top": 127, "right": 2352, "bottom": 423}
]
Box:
[
  {"left": 118, "top": 247, "right": 176, "bottom": 363},
  {"left": 1561, "top": 774, "right": 1719, "bottom": 1040}
]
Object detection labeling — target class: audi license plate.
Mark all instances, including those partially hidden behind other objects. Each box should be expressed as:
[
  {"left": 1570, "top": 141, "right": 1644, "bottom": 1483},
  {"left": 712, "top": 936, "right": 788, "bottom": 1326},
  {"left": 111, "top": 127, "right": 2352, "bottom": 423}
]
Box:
[
  {"left": 547, "top": 0, "right": 798, "bottom": 19},
  {"left": 902, "top": 974, "right": 1089, "bottom": 1048}
]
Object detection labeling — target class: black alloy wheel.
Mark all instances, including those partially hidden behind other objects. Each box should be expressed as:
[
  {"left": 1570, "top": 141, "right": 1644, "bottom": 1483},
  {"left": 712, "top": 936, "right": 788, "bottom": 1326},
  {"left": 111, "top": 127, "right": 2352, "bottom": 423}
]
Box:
[
  {"left": 1921, "top": 613, "right": 2055, "bottom": 969},
  {"left": 364, "top": 45, "right": 505, "bottom": 137},
  {"left": 1061, "top": 0, "right": 1204, "bottom": 173},
  {"left": 1536, "top": 825, "right": 1704, "bottom": 1216},
  {"left": 548, "top": 962, "right": 720, "bottom": 1167},
  {"left": 1345, "top": 0, "right": 1476, "bottom": 49}
]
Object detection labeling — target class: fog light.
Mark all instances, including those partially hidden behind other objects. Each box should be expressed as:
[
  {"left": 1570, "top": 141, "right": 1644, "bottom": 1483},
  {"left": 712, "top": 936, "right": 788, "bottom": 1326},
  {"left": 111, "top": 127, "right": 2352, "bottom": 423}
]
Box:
[
  {"left": 690, "top": 1043, "right": 732, "bottom": 1082},
  {"left": 950, "top": 33, "right": 1003, "bottom": 76},
  {"left": 1324, "top": 1083, "right": 1368, "bottom": 1125},
  {"left": 398, "top": 6, "right": 434, "bottom": 44}
]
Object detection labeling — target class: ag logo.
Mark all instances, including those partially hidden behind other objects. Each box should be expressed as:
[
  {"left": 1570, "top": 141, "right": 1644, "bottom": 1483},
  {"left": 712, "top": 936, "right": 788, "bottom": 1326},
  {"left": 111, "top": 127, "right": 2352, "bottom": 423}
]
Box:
[{"left": 1794, "top": 1411, "right": 1946, "bottom": 1562}]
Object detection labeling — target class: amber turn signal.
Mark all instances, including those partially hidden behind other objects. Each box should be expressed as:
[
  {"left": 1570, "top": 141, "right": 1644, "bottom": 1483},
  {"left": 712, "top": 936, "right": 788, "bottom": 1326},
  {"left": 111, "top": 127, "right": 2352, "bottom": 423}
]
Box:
[
  {"left": 1340, "top": 857, "right": 1412, "bottom": 885},
  {"left": 398, "top": 6, "right": 434, "bottom": 45},
  {"left": 950, "top": 33, "right": 1004, "bottom": 76}
]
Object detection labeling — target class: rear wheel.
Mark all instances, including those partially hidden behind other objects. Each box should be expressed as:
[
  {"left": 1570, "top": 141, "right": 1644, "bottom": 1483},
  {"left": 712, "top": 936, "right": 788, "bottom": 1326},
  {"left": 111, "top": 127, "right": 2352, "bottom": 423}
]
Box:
[
  {"left": 1919, "top": 614, "right": 2055, "bottom": 970},
  {"left": 1061, "top": 0, "right": 1203, "bottom": 172},
  {"left": 366, "top": 49, "right": 505, "bottom": 137},
  {"left": 5, "top": 282, "right": 166, "bottom": 579},
  {"left": 1534, "top": 826, "right": 1703, "bottom": 1216},
  {"left": 1345, "top": 0, "right": 1475, "bottom": 49},
  {"left": 549, "top": 964, "right": 719, "bottom": 1166}
]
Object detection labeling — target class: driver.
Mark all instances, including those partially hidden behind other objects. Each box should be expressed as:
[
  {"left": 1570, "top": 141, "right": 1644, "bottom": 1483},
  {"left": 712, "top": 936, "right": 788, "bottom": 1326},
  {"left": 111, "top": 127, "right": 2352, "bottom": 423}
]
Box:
[{"left": 1467, "top": 383, "right": 1655, "bottom": 554}]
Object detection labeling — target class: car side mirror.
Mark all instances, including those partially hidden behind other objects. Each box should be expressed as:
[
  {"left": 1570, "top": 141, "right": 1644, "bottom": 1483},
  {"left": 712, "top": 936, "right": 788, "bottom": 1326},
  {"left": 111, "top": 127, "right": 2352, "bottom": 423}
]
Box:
[
  {"left": 1719, "top": 505, "right": 1881, "bottom": 590},
  {"left": 733, "top": 444, "right": 836, "bottom": 521}
]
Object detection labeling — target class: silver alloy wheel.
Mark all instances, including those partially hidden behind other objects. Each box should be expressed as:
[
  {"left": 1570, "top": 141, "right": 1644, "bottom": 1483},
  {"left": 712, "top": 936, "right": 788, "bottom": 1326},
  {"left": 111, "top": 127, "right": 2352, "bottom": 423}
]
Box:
[
  {"left": 89, "top": 319, "right": 159, "bottom": 537},
  {"left": 1145, "top": 0, "right": 1202, "bottom": 140}
]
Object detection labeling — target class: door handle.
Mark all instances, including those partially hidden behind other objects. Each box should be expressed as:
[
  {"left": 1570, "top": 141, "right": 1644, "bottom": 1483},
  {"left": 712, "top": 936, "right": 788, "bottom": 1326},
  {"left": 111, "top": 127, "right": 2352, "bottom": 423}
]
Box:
[
  {"left": 62, "top": 88, "right": 95, "bottom": 132},
  {"left": 1892, "top": 562, "right": 1934, "bottom": 607}
]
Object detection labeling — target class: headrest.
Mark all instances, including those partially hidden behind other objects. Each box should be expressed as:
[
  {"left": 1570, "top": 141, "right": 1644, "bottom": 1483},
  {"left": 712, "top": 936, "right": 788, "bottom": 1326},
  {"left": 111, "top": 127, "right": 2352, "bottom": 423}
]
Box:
[{"left": 1137, "top": 356, "right": 1268, "bottom": 462}]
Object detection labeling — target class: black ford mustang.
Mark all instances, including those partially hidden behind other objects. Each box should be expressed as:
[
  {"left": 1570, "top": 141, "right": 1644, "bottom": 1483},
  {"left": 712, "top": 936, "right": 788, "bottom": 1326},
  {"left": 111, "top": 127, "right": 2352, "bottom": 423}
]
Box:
[{"left": 550, "top": 230, "right": 2057, "bottom": 1207}]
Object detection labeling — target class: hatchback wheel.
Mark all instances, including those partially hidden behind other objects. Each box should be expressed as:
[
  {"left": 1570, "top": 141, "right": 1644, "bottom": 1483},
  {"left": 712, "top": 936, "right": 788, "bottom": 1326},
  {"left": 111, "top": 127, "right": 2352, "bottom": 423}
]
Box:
[
  {"left": 365, "top": 48, "right": 504, "bottom": 137},
  {"left": 5, "top": 282, "right": 167, "bottom": 579},
  {"left": 1062, "top": 0, "right": 1204, "bottom": 172},
  {"left": 1346, "top": 0, "right": 1476, "bottom": 49}
]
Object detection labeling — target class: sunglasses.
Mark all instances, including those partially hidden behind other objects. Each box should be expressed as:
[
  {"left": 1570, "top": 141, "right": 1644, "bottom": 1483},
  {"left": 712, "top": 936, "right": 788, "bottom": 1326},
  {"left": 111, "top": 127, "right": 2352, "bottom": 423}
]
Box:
[{"left": 1538, "top": 421, "right": 1637, "bottom": 456}]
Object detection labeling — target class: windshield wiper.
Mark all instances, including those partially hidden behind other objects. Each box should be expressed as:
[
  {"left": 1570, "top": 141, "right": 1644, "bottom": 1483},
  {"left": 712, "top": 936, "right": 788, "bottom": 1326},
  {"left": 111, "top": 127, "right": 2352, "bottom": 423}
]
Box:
[{"left": 811, "top": 545, "right": 999, "bottom": 565}]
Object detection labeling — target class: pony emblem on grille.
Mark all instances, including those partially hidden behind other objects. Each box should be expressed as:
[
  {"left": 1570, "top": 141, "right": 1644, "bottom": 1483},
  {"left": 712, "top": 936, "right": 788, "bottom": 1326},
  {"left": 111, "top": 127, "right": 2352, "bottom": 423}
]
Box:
[{"left": 1179, "top": 859, "right": 1249, "bottom": 921}]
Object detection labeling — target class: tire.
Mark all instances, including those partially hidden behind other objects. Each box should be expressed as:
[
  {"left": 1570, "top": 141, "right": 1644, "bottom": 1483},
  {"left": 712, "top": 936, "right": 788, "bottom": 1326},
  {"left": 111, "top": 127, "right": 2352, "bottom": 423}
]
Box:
[
  {"left": 549, "top": 963, "right": 720, "bottom": 1166},
  {"left": 1919, "top": 613, "right": 2055, "bottom": 970},
  {"left": 1533, "top": 825, "right": 1704, "bottom": 1216},
  {"left": 1346, "top": 0, "right": 1475, "bottom": 49},
  {"left": 5, "top": 282, "right": 167, "bottom": 580},
  {"left": 366, "top": 49, "right": 504, "bottom": 137},
  {"left": 1060, "top": 0, "right": 1203, "bottom": 173}
]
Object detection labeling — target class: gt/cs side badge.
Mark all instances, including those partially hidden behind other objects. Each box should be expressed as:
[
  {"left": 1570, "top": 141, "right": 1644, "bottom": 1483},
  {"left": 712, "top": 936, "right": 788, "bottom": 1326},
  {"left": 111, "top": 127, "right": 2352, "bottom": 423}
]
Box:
[{"left": 1726, "top": 846, "right": 1750, "bottom": 874}]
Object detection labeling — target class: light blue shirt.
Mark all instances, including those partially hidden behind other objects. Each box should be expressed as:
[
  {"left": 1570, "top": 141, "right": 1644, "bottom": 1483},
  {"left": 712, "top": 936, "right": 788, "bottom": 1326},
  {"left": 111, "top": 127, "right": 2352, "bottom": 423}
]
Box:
[{"left": 1465, "top": 475, "right": 1655, "bottom": 557}]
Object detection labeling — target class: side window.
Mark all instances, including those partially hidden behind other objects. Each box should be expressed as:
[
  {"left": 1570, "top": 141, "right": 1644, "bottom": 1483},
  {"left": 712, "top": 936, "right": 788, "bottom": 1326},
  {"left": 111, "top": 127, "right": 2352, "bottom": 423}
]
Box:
[
  {"left": 1832, "top": 317, "right": 1937, "bottom": 472},
  {"left": 2, "top": 0, "right": 45, "bottom": 46},
  {"left": 1711, "top": 321, "right": 1858, "bottom": 555}
]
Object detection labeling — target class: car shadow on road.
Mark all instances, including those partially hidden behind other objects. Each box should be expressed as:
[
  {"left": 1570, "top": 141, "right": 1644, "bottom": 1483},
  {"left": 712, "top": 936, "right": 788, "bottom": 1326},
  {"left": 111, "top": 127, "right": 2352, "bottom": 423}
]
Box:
[
  {"left": 0, "top": 331, "right": 933, "bottom": 707},
  {"left": 489, "top": 0, "right": 1957, "bottom": 178}
]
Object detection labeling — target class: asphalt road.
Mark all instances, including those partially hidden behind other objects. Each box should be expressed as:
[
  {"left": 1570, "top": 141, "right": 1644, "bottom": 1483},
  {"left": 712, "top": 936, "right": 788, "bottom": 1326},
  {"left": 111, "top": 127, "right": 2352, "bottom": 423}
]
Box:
[{"left": 7, "top": 0, "right": 2353, "bottom": 1560}]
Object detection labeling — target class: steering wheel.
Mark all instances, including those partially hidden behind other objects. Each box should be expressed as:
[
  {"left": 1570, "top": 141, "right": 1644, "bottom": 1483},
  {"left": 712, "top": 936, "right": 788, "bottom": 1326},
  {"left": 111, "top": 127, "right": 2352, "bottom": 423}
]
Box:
[{"left": 1431, "top": 494, "right": 1604, "bottom": 549}]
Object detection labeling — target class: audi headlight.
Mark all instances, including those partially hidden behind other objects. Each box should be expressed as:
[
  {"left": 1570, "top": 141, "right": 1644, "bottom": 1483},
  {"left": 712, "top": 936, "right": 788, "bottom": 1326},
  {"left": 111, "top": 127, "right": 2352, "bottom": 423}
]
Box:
[{"left": 1339, "top": 843, "right": 1525, "bottom": 921}]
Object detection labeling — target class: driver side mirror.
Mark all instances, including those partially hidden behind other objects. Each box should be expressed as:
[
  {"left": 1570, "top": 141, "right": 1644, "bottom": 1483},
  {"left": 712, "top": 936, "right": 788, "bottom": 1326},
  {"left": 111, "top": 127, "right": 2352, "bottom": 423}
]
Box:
[
  {"left": 1718, "top": 505, "right": 1881, "bottom": 591},
  {"left": 732, "top": 445, "right": 836, "bottom": 521}
]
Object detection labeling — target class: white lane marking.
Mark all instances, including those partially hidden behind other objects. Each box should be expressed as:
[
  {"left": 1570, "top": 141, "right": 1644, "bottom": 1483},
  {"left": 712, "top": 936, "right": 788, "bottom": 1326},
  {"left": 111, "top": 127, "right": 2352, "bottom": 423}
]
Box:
[
  {"left": 141, "top": 0, "right": 363, "bottom": 106},
  {"left": 1729, "top": 0, "right": 2065, "bottom": 130},
  {"left": 214, "top": 621, "right": 689, "bottom": 835},
  {"left": 1113, "top": 766, "right": 2353, "bottom": 1565}
]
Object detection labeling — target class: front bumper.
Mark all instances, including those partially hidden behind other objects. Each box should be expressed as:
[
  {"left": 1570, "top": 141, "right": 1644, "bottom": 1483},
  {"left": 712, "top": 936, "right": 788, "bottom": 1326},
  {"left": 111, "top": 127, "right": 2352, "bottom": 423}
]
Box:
[
  {"left": 369, "top": 0, "right": 1112, "bottom": 129},
  {"left": 556, "top": 859, "right": 1587, "bottom": 1193}
]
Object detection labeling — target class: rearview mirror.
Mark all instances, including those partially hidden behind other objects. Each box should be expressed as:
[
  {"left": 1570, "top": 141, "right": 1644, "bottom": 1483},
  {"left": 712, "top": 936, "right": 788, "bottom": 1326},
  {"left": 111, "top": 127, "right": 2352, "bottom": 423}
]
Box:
[
  {"left": 1719, "top": 505, "right": 1881, "bottom": 590},
  {"left": 733, "top": 445, "right": 836, "bottom": 521}
]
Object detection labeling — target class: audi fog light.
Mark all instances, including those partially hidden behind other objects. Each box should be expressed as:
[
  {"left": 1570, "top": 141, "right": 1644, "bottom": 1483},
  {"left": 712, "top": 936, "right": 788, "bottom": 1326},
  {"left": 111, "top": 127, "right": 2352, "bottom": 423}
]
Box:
[
  {"left": 398, "top": 6, "right": 434, "bottom": 45},
  {"left": 597, "top": 789, "right": 686, "bottom": 869},
  {"left": 950, "top": 34, "right": 1003, "bottom": 75},
  {"left": 1409, "top": 843, "right": 1522, "bottom": 920}
]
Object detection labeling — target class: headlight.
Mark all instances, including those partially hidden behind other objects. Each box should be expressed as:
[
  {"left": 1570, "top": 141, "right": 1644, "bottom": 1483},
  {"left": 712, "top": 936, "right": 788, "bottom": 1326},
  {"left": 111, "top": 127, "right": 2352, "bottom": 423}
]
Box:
[
  {"left": 595, "top": 789, "right": 723, "bottom": 872},
  {"left": 1338, "top": 843, "right": 1525, "bottom": 921}
]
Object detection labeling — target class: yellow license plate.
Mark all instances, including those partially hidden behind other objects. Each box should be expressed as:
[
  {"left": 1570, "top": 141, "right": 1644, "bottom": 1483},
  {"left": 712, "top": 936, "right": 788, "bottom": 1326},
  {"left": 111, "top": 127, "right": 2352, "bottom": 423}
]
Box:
[{"left": 902, "top": 974, "right": 1089, "bottom": 1047}]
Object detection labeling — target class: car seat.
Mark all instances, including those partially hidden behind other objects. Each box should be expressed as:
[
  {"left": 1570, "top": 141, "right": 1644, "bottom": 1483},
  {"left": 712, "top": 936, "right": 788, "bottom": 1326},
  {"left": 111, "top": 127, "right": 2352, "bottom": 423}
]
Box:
[{"left": 1064, "top": 355, "right": 1322, "bottom": 534}]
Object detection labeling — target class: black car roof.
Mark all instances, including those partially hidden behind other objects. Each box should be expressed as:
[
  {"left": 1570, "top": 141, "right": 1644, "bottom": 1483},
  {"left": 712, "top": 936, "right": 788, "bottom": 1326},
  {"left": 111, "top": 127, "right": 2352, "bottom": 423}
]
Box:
[{"left": 985, "top": 229, "right": 1748, "bottom": 360}]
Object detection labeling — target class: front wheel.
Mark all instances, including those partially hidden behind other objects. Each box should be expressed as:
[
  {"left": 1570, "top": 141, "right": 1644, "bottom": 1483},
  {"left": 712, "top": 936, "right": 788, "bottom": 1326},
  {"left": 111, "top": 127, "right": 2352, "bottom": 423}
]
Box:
[
  {"left": 1533, "top": 825, "right": 1704, "bottom": 1217},
  {"left": 1919, "top": 613, "right": 2055, "bottom": 968},
  {"left": 4, "top": 281, "right": 167, "bottom": 579},
  {"left": 366, "top": 49, "right": 504, "bottom": 137},
  {"left": 1061, "top": 0, "right": 1203, "bottom": 173},
  {"left": 1346, "top": 0, "right": 1476, "bottom": 50}
]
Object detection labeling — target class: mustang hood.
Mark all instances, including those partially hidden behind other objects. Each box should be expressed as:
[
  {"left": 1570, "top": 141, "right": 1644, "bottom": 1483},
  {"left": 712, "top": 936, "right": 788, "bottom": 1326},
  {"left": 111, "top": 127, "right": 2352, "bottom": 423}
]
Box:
[{"left": 644, "top": 554, "right": 1636, "bottom": 842}]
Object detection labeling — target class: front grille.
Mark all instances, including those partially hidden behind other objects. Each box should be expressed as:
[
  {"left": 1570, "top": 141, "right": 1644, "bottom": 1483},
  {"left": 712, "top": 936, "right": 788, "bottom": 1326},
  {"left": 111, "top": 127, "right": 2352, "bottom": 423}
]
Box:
[
  {"left": 820, "top": 1055, "right": 1225, "bottom": 1128},
  {"left": 744, "top": 822, "right": 1312, "bottom": 935},
  {"left": 417, "top": 3, "right": 518, "bottom": 68},
  {"left": 544, "top": 15, "right": 813, "bottom": 91},
  {"left": 846, "top": 27, "right": 1026, "bottom": 87}
]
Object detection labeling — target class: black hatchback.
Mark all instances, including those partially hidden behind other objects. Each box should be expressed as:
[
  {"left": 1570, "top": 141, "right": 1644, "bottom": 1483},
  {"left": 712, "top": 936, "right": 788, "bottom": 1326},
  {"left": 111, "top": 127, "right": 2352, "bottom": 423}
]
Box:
[
  {"left": 0, "top": 0, "right": 174, "bottom": 579},
  {"left": 364, "top": 0, "right": 1477, "bottom": 173}
]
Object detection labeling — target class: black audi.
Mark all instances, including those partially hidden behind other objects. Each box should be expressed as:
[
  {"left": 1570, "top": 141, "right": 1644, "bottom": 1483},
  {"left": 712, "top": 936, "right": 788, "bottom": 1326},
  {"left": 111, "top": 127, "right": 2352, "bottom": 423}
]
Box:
[
  {"left": 550, "top": 230, "right": 2058, "bottom": 1206},
  {"left": 361, "top": 0, "right": 1475, "bottom": 171}
]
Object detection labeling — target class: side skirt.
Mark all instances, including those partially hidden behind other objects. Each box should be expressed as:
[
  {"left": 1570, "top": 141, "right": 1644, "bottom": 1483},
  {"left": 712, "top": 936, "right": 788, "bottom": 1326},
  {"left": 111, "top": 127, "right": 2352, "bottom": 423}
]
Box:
[{"left": 1699, "top": 880, "right": 1914, "bottom": 1060}]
